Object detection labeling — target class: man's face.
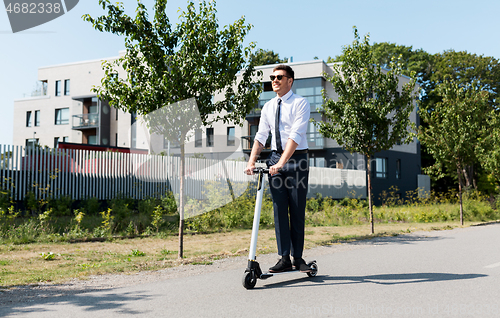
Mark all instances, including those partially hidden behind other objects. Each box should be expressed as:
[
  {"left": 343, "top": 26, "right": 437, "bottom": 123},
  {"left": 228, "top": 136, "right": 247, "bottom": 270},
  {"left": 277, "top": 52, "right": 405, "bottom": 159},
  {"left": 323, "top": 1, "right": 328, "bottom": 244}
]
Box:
[{"left": 271, "top": 70, "right": 293, "bottom": 97}]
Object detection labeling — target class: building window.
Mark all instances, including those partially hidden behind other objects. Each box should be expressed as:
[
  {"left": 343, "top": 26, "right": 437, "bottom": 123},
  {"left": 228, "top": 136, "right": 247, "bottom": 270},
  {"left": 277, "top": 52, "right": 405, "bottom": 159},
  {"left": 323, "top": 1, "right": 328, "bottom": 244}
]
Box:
[
  {"left": 26, "top": 111, "right": 32, "bottom": 127},
  {"left": 374, "top": 158, "right": 388, "bottom": 178},
  {"left": 206, "top": 128, "right": 214, "bottom": 147},
  {"left": 54, "top": 137, "right": 68, "bottom": 147},
  {"left": 89, "top": 97, "right": 98, "bottom": 113},
  {"left": 307, "top": 121, "right": 323, "bottom": 148},
  {"left": 64, "top": 79, "right": 70, "bottom": 96},
  {"left": 54, "top": 136, "right": 69, "bottom": 147},
  {"left": 293, "top": 77, "right": 324, "bottom": 112},
  {"left": 55, "top": 80, "right": 61, "bottom": 96},
  {"left": 227, "top": 127, "right": 235, "bottom": 146},
  {"left": 34, "top": 110, "right": 40, "bottom": 127},
  {"left": 316, "top": 157, "right": 325, "bottom": 167},
  {"left": 254, "top": 83, "right": 275, "bottom": 115},
  {"left": 195, "top": 129, "right": 202, "bottom": 148},
  {"left": 317, "top": 158, "right": 326, "bottom": 167},
  {"left": 88, "top": 135, "right": 97, "bottom": 145},
  {"left": 396, "top": 159, "right": 401, "bottom": 179},
  {"left": 309, "top": 157, "right": 326, "bottom": 167},
  {"left": 55, "top": 108, "right": 69, "bottom": 125},
  {"left": 26, "top": 138, "right": 38, "bottom": 148}
]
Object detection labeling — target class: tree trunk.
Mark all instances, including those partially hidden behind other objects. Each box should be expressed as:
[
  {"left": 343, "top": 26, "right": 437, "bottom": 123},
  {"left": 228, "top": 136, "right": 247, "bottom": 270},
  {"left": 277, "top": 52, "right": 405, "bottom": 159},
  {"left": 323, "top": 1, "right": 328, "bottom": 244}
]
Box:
[
  {"left": 178, "top": 143, "right": 186, "bottom": 258},
  {"left": 462, "top": 165, "right": 472, "bottom": 189},
  {"left": 457, "top": 168, "right": 464, "bottom": 226},
  {"left": 367, "top": 155, "right": 374, "bottom": 234}
]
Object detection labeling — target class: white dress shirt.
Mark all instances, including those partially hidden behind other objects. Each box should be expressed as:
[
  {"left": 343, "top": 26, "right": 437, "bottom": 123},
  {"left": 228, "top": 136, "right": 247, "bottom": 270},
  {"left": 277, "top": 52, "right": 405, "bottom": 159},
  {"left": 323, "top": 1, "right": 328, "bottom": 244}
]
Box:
[{"left": 254, "top": 89, "right": 310, "bottom": 151}]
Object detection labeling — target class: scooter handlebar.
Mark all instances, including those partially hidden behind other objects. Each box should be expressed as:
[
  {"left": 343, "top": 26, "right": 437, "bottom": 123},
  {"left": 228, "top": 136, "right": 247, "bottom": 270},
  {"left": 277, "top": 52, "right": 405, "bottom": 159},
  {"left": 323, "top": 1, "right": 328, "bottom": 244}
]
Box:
[{"left": 252, "top": 168, "right": 270, "bottom": 174}]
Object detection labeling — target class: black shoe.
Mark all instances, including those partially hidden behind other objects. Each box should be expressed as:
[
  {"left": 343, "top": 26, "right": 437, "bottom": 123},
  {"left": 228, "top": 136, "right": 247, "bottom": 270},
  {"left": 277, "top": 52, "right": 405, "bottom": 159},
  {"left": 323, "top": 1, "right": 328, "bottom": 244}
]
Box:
[
  {"left": 269, "top": 256, "right": 292, "bottom": 273},
  {"left": 293, "top": 258, "right": 312, "bottom": 273}
]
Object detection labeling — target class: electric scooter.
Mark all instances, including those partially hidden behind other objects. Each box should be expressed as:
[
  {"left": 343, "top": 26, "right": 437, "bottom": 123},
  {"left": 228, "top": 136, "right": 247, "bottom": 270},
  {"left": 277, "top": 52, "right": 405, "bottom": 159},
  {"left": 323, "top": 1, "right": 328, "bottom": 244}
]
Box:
[{"left": 242, "top": 167, "right": 318, "bottom": 289}]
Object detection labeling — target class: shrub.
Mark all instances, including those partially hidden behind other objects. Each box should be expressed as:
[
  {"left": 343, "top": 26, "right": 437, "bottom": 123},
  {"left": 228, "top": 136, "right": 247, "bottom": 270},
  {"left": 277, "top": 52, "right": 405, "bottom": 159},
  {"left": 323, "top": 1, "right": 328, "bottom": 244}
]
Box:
[
  {"left": 151, "top": 205, "right": 164, "bottom": 234},
  {"left": 161, "top": 191, "right": 177, "bottom": 214},
  {"left": 48, "top": 195, "right": 73, "bottom": 216},
  {"left": 64, "top": 209, "right": 88, "bottom": 238},
  {"left": 0, "top": 189, "right": 12, "bottom": 212},
  {"left": 80, "top": 196, "right": 101, "bottom": 215},
  {"left": 98, "top": 208, "right": 114, "bottom": 237},
  {"left": 38, "top": 208, "right": 54, "bottom": 232},
  {"left": 138, "top": 197, "right": 159, "bottom": 215},
  {"left": 306, "top": 197, "right": 321, "bottom": 213},
  {"left": 462, "top": 192, "right": 498, "bottom": 221},
  {"left": 108, "top": 195, "right": 133, "bottom": 230},
  {"left": 24, "top": 191, "right": 45, "bottom": 215},
  {"left": 379, "top": 186, "right": 402, "bottom": 207}
]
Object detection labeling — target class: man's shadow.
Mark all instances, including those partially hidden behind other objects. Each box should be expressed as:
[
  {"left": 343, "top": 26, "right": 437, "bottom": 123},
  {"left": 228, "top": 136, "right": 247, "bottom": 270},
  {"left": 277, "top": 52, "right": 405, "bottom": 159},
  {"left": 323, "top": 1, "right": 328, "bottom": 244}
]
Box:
[{"left": 260, "top": 272, "right": 487, "bottom": 289}]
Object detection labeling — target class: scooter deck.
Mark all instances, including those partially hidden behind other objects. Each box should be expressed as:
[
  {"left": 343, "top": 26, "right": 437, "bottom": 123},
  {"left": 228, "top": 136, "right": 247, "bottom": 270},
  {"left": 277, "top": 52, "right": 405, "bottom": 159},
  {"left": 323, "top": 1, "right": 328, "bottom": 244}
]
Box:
[
  {"left": 260, "top": 260, "right": 317, "bottom": 279},
  {"left": 260, "top": 270, "right": 308, "bottom": 279}
]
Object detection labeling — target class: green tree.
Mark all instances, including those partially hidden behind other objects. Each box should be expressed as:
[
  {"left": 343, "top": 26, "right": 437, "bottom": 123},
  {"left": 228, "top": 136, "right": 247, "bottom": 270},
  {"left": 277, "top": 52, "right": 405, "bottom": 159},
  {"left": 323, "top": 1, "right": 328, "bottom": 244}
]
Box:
[
  {"left": 418, "top": 80, "right": 491, "bottom": 225},
  {"left": 250, "top": 48, "right": 287, "bottom": 66},
  {"left": 477, "top": 115, "right": 500, "bottom": 186},
  {"left": 315, "top": 27, "right": 418, "bottom": 234},
  {"left": 83, "top": 0, "right": 262, "bottom": 258},
  {"left": 420, "top": 51, "right": 500, "bottom": 191},
  {"left": 370, "top": 42, "right": 432, "bottom": 79},
  {"left": 329, "top": 42, "right": 432, "bottom": 79},
  {"left": 421, "top": 50, "right": 500, "bottom": 111}
]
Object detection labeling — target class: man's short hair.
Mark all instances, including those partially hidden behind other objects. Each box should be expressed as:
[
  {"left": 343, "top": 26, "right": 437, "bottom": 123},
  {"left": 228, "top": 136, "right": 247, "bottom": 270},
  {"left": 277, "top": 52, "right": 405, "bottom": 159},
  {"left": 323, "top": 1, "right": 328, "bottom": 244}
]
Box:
[{"left": 273, "top": 64, "right": 294, "bottom": 81}]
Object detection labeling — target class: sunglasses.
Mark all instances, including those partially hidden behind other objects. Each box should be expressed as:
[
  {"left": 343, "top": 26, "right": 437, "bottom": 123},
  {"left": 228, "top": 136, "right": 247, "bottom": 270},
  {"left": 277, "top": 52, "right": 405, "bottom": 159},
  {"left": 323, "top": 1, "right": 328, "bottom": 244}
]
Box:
[{"left": 269, "top": 75, "right": 290, "bottom": 81}]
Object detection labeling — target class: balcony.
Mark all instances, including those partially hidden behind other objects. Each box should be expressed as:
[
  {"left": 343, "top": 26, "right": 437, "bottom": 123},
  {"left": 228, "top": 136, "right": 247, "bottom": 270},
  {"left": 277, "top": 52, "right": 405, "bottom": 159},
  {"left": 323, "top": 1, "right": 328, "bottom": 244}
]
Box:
[
  {"left": 21, "top": 80, "right": 48, "bottom": 99},
  {"left": 72, "top": 113, "right": 100, "bottom": 130}
]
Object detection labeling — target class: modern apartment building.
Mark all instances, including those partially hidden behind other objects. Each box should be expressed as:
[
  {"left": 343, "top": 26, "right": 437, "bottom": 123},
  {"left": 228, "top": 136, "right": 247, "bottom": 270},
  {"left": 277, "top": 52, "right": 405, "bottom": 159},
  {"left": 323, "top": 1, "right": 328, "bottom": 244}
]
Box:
[
  {"left": 239, "top": 61, "right": 423, "bottom": 201},
  {"left": 13, "top": 51, "right": 133, "bottom": 150},
  {"left": 12, "top": 52, "right": 425, "bottom": 201}
]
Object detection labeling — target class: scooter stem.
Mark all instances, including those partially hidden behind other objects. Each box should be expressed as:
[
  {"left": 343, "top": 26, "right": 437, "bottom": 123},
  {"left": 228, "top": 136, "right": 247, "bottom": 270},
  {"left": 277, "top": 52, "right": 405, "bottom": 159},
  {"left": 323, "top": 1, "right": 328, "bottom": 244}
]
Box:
[{"left": 248, "top": 170, "right": 266, "bottom": 261}]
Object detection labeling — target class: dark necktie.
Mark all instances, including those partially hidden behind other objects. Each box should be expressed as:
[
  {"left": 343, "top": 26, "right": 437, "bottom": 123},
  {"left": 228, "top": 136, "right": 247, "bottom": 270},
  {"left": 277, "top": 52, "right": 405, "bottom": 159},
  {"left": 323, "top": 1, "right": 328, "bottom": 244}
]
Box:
[{"left": 275, "top": 98, "right": 283, "bottom": 153}]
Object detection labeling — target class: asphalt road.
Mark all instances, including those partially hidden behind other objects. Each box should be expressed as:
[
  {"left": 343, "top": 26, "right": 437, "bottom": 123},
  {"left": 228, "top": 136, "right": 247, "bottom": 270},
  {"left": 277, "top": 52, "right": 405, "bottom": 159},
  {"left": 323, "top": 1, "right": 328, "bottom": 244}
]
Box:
[{"left": 2, "top": 223, "right": 500, "bottom": 318}]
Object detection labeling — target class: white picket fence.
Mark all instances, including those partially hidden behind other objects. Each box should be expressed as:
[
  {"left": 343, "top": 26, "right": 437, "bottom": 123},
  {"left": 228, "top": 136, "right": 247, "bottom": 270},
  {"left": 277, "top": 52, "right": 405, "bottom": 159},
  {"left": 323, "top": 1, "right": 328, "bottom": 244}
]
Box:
[{"left": 0, "top": 144, "right": 366, "bottom": 202}]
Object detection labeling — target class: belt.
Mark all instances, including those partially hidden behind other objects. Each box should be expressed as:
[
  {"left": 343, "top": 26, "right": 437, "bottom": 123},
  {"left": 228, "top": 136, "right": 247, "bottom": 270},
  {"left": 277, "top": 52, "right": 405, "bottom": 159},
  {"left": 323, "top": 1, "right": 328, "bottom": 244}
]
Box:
[{"left": 275, "top": 149, "right": 308, "bottom": 155}]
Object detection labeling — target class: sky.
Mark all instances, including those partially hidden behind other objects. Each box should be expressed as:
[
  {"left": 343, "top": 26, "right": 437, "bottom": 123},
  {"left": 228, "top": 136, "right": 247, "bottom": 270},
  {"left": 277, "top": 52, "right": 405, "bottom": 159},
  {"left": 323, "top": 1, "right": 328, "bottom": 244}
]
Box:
[{"left": 1, "top": 0, "right": 500, "bottom": 147}]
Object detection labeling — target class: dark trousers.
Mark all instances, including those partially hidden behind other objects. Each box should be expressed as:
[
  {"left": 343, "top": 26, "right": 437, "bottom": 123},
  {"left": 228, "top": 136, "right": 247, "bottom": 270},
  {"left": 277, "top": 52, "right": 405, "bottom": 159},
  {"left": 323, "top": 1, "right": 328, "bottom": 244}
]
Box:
[{"left": 267, "top": 152, "right": 309, "bottom": 259}]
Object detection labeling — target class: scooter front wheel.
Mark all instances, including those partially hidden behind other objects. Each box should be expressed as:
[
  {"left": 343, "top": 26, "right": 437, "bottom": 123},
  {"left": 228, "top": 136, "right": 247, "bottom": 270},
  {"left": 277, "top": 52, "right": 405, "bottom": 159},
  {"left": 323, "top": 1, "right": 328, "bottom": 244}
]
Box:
[
  {"left": 307, "top": 263, "right": 318, "bottom": 277},
  {"left": 242, "top": 271, "right": 257, "bottom": 289}
]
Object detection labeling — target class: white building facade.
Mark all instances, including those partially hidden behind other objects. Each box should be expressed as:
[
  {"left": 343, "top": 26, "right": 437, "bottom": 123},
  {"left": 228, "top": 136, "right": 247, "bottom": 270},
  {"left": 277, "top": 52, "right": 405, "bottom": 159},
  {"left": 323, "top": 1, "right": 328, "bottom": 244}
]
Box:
[{"left": 13, "top": 51, "right": 132, "bottom": 150}]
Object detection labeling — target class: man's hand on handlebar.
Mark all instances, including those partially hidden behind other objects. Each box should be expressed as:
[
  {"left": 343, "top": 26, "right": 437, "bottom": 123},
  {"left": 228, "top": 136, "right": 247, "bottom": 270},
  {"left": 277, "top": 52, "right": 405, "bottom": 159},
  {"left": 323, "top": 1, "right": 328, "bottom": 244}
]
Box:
[
  {"left": 244, "top": 164, "right": 256, "bottom": 175},
  {"left": 269, "top": 163, "right": 283, "bottom": 176}
]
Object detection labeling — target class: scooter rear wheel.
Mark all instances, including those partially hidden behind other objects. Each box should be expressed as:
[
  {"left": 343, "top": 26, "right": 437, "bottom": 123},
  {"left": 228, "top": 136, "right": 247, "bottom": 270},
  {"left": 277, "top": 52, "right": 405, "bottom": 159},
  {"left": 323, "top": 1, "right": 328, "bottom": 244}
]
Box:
[{"left": 242, "top": 271, "right": 257, "bottom": 289}]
